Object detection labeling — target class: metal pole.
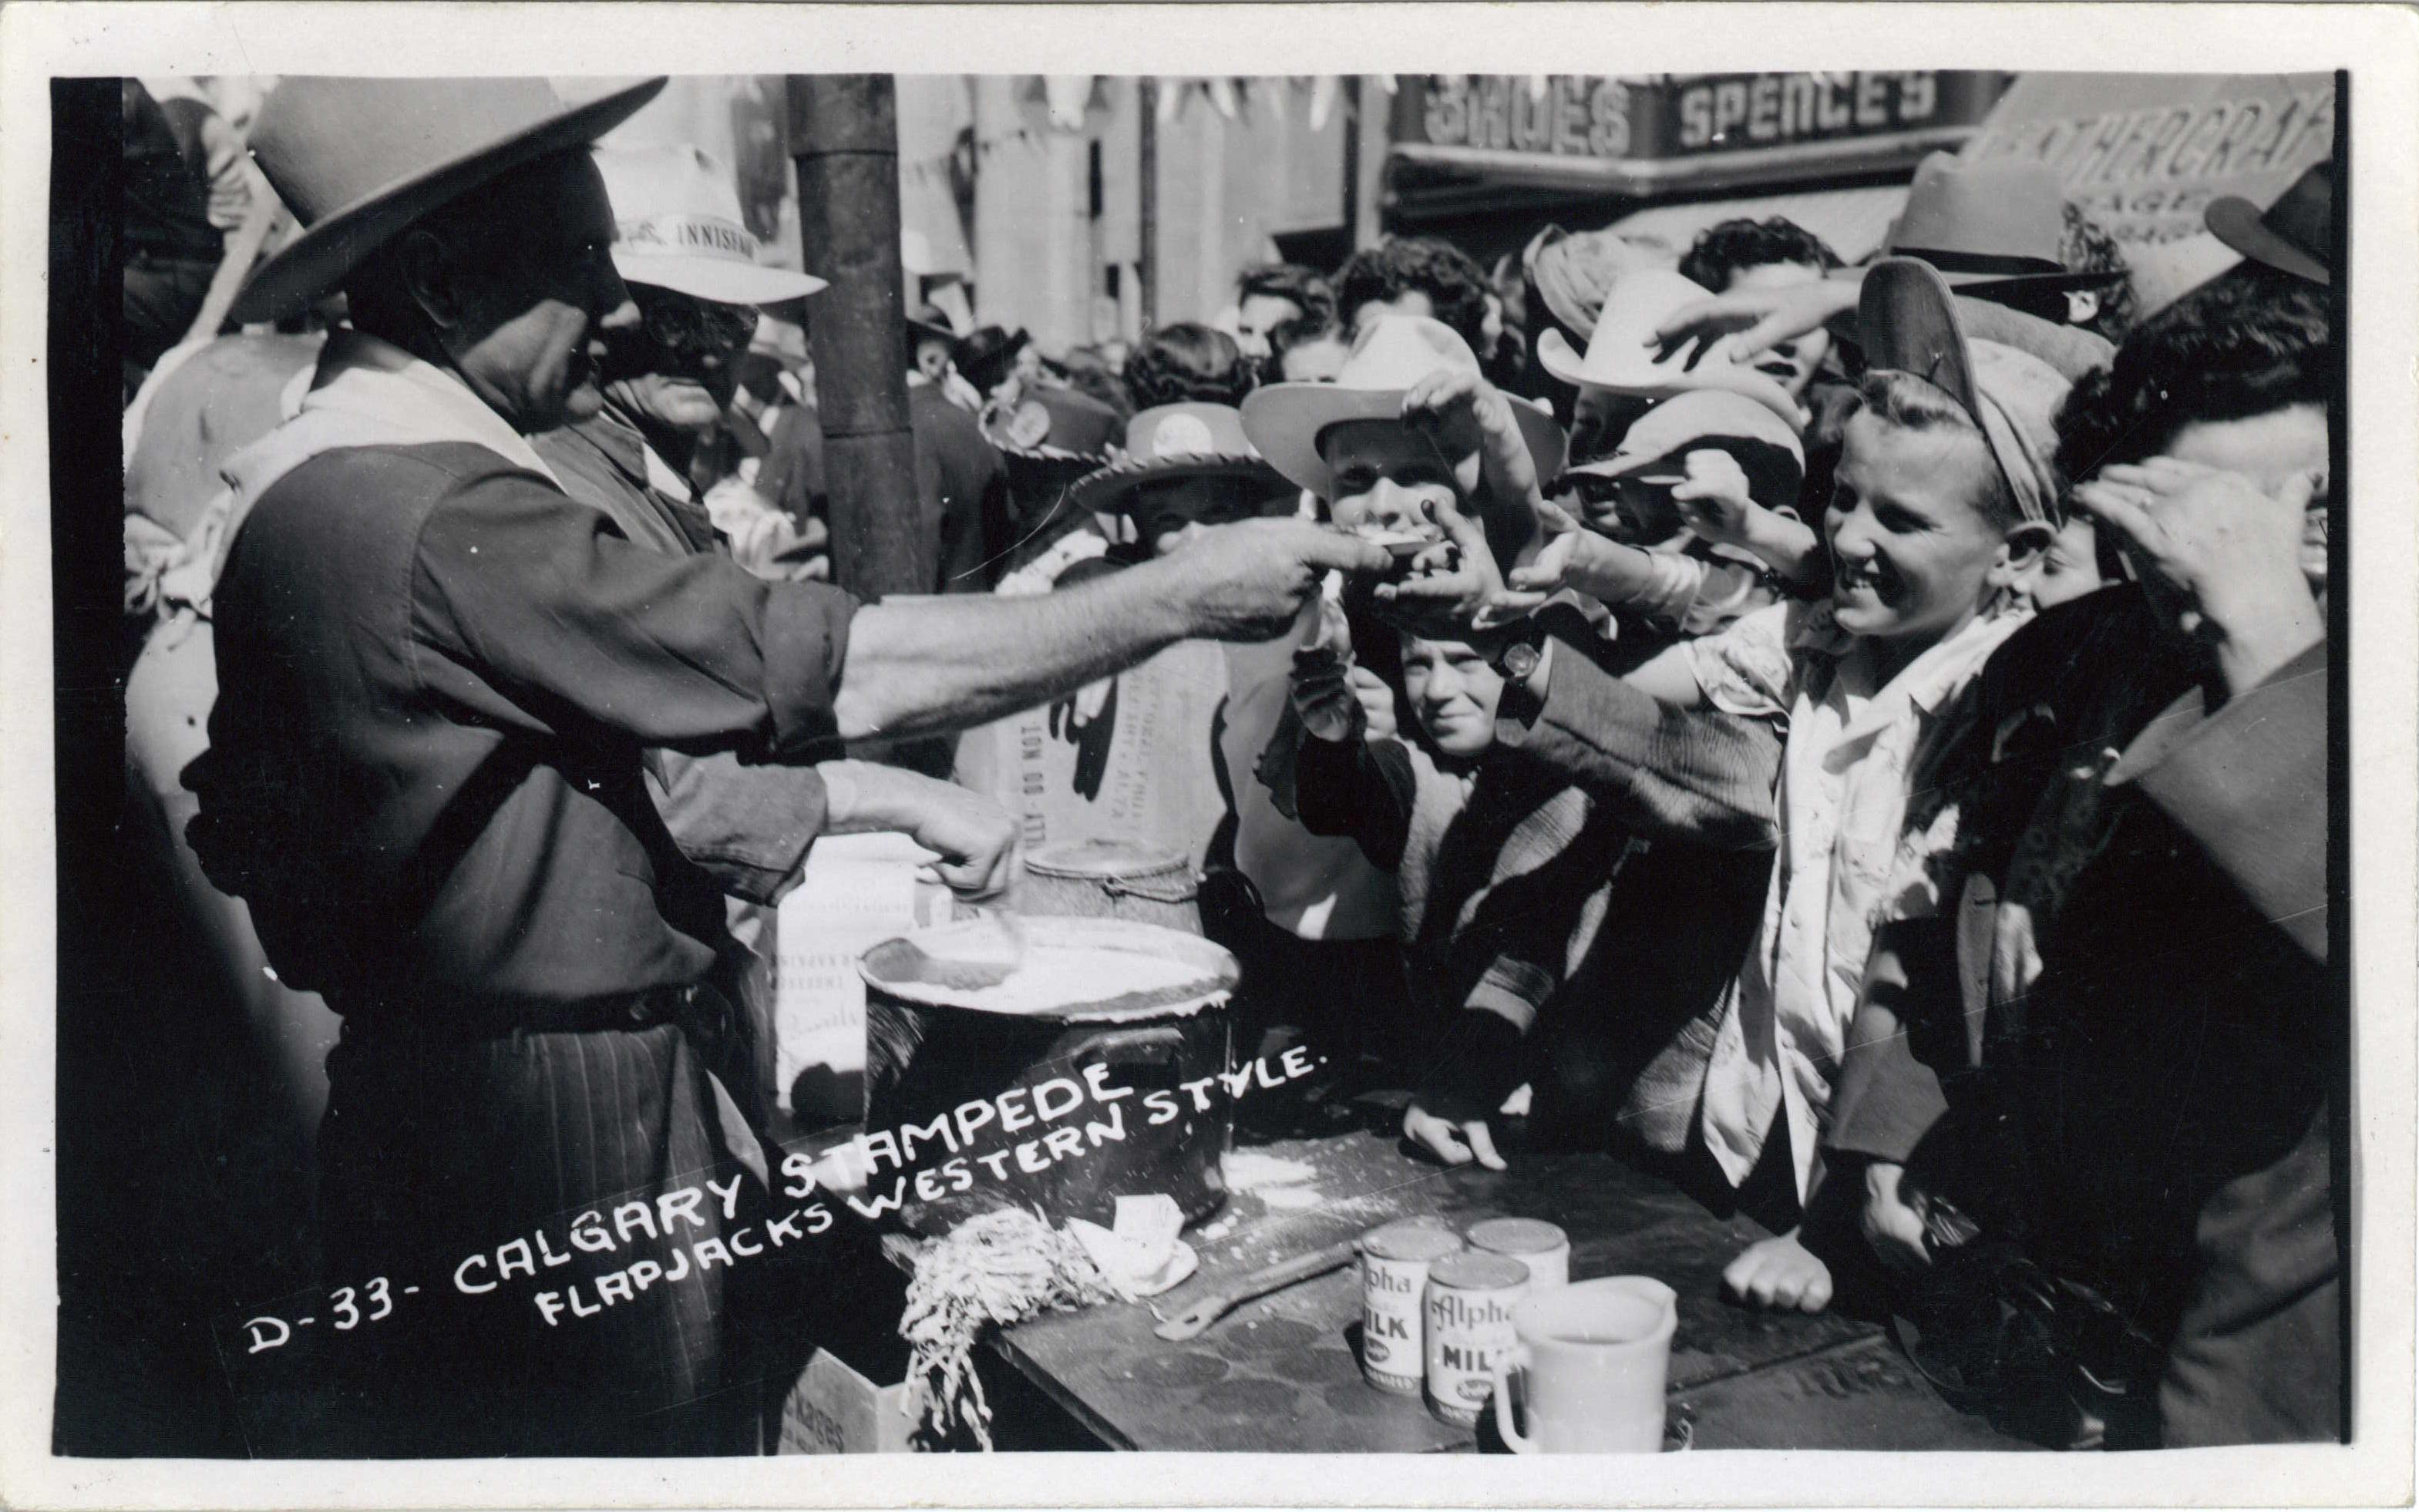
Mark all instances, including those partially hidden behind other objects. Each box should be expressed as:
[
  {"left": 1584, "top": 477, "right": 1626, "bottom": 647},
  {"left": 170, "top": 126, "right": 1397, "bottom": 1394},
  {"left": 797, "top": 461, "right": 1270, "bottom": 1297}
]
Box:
[
  {"left": 1137, "top": 77, "right": 1158, "bottom": 328},
  {"left": 787, "top": 74, "right": 931, "bottom": 597}
]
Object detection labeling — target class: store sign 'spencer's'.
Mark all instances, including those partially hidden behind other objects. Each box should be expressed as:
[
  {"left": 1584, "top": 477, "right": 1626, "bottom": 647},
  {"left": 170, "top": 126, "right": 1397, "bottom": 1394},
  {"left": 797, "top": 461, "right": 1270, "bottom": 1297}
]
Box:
[{"left": 1392, "top": 72, "right": 2009, "bottom": 201}]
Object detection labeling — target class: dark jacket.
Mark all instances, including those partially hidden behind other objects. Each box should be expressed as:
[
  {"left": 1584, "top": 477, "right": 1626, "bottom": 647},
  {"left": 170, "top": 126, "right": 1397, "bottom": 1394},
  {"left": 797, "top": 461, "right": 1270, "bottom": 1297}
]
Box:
[{"left": 1825, "top": 586, "right": 2337, "bottom": 1445}]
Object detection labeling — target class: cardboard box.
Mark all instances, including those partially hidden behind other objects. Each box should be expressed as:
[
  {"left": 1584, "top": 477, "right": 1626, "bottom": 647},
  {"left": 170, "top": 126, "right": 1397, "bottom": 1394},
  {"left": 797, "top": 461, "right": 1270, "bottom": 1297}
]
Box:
[{"left": 777, "top": 1346, "right": 917, "bottom": 1454}]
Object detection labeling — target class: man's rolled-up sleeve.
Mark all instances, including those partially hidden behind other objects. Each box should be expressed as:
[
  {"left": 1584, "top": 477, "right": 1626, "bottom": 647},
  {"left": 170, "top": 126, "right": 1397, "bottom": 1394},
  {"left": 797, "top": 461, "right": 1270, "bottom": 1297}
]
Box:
[
  {"left": 412, "top": 472, "right": 857, "bottom": 760},
  {"left": 1495, "top": 637, "right": 1781, "bottom": 852}
]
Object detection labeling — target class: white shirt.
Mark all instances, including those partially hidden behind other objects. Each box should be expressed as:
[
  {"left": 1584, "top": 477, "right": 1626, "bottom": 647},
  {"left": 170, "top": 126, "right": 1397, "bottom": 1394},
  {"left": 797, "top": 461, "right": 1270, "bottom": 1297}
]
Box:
[{"left": 1686, "top": 598, "right": 2030, "bottom": 1199}]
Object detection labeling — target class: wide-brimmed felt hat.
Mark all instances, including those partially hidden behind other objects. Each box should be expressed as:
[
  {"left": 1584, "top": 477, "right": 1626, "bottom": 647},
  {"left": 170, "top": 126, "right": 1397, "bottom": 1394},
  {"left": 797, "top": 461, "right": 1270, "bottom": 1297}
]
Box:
[
  {"left": 1859, "top": 257, "right": 2071, "bottom": 527},
  {"left": 1882, "top": 153, "right": 2127, "bottom": 296},
  {"left": 233, "top": 76, "right": 668, "bottom": 324},
  {"left": 1535, "top": 267, "right": 1802, "bottom": 426},
  {"left": 1240, "top": 315, "right": 1566, "bottom": 500},
  {"left": 1068, "top": 403, "right": 1289, "bottom": 517},
  {"left": 1561, "top": 388, "right": 1805, "bottom": 512},
  {"left": 957, "top": 325, "right": 1034, "bottom": 389},
  {"left": 592, "top": 143, "right": 824, "bottom": 307},
  {"left": 907, "top": 304, "right": 962, "bottom": 351},
  {"left": 2205, "top": 160, "right": 2333, "bottom": 288}
]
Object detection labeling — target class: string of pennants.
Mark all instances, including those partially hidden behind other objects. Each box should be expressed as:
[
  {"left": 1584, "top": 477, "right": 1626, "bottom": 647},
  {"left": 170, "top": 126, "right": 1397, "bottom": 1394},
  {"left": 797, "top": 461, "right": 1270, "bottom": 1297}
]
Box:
[
  {"left": 897, "top": 75, "right": 1424, "bottom": 186},
  {"left": 893, "top": 73, "right": 1577, "bottom": 188}
]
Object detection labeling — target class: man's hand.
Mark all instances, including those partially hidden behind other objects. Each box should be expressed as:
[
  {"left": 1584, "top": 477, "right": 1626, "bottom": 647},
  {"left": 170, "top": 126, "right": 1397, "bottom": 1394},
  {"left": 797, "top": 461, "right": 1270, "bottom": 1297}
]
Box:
[
  {"left": 1166, "top": 518, "right": 1392, "bottom": 643},
  {"left": 1371, "top": 495, "right": 1542, "bottom": 639},
  {"left": 1650, "top": 276, "right": 1861, "bottom": 368},
  {"left": 1859, "top": 1161, "right": 1933, "bottom": 1275},
  {"left": 1403, "top": 1100, "right": 1508, "bottom": 1171},
  {"left": 2070, "top": 458, "right": 2324, "bottom": 697},
  {"left": 819, "top": 761, "right": 1018, "bottom": 899}
]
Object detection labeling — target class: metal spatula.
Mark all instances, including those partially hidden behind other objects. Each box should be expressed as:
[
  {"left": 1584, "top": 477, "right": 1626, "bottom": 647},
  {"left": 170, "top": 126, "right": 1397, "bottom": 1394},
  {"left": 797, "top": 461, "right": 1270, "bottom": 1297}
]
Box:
[
  {"left": 1149, "top": 1236, "right": 1361, "bottom": 1342},
  {"left": 892, "top": 910, "right": 1028, "bottom": 992}
]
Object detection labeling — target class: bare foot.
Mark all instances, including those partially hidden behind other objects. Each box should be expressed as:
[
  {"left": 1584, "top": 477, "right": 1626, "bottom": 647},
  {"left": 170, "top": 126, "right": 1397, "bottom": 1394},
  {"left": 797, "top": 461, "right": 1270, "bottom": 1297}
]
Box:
[{"left": 1721, "top": 1227, "right": 1834, "bottom": 1312}]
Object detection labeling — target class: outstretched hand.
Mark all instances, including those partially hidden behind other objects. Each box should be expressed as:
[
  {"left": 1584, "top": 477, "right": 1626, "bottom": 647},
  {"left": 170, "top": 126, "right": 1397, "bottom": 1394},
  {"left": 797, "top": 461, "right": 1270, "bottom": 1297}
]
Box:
[
  {"left": 1650, "top": 276, "right": 1860, "bottom": 368},
  {"left": 1399, "top": 367, "right": 1544, "bottom": 523},
  {"left": 1369, "top": 494, "right": 1543, "bottom": 640}
]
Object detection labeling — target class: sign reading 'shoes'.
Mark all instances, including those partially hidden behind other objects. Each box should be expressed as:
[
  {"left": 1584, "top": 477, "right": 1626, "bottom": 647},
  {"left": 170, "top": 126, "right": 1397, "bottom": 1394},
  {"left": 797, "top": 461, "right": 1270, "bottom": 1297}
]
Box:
[{"left": 1391, "top": 72, "right": 2010, "bottom": 200}]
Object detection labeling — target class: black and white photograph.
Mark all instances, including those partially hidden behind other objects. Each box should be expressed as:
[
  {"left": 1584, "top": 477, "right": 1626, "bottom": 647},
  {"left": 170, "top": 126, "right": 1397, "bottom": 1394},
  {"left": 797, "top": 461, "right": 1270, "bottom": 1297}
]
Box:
[{"left": 6, "top": 4, "right": 2414, "bottom": 1505}]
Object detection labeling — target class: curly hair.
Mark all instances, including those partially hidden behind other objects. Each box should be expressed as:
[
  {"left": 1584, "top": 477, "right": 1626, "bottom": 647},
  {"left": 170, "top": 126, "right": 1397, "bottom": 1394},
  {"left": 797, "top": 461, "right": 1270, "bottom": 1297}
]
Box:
[
  {"left": 1122, "top": 322, "right": 1255, "bottom": 411},
  {"left": 2052, "top": 269, "right": 2331, "bottom": 486},
  {"left": 1336, "top": 237, "right": 1492, "bottom": 351},
  {"left": 1236, "top": 263, "right": 1336, "bottom": 329},
  {"left": 1677, "top": 217, "right": 1842, "bottom": 294},
  {"left": 2057, "top": 203, "right": 2139, "bottom": 345}
]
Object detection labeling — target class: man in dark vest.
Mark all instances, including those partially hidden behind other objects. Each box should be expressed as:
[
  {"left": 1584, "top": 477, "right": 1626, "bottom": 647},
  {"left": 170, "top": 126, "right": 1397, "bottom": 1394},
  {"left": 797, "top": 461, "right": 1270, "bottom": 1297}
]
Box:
[{"left": 186, "top": 76, "right": 1385, "bottom": 1455}]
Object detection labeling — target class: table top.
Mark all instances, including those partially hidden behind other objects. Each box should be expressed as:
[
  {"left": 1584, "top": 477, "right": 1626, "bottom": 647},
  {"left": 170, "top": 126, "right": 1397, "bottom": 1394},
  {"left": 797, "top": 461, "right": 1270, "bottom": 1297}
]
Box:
[{"left": 948, "top": 1126, "right": 2032, "bottom": 1453}]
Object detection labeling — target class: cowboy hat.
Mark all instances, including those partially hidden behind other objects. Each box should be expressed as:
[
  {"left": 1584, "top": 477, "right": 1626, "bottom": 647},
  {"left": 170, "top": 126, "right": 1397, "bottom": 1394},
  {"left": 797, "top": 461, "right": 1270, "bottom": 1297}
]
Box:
[
  {"left": 2205, "top": 160, "right": 2333, "bottom": 287},
  {"left": 1522, "top": 223, "right": 1681, "bottom": 343},
  {"left": 957, "top": 325, "right": 1035, "bottom": 392},
  {"left": 1067, "top": 403, "right": 1289, "bottom": 518},
  {"left": 1534, "top": 267, "right": 1802, "bottom": 425},
  {"left": 1240, "top": 315, "right": 1566, "bottom": 501},
  {"left": 907, "top": 304, "right": 962, "bottom": 351},
  {"left": 1882, "top": 153, "right": 2126, "bottom": 295},
  {"left": 1560, "top": 388, "right": 1805, "bottom": 514},
  {"left": 1860, "top": 257, "right": 2071, "bottom": 526},
  {"left": 591, "top": 144, "right": 825, "bottom": 307},
  {"left": 232, "top": 76, "right": 667, "bottom": 324}
]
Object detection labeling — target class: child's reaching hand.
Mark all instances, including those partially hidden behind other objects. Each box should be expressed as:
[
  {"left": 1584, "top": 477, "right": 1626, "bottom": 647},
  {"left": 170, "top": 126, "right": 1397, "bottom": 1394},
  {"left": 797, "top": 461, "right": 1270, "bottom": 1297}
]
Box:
[
  {"left": 1671, "top": 448, "right": 1763, "bottom": 548},
  {"left": 1673, "top": 447, "right": 1823, "bottom": 590},
  {"left": 1508, "top": 500, "right": 1660, "bottom": 606},
  {"left": 1290, "top": 647, "right": 1365, "bottom": 744}
]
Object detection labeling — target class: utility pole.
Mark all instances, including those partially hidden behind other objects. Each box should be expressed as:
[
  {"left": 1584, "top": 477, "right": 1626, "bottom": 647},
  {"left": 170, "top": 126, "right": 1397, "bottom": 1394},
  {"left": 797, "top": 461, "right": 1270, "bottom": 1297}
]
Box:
[
  {"left": 1137, "top": 76, "right": 1158, "bottom": 328},
  {"left": 787, "top": 74, "right": 930, "bottom": 597}
]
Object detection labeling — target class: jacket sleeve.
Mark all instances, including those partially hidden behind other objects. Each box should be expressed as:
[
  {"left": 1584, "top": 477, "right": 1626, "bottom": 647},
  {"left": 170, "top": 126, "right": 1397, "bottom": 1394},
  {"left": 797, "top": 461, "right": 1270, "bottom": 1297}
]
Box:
[
  {"left": 1492, "top": 636, "right": 1782, "bottom": 852},
  {"left": 647, "top": 748, "right": 829, "bottom": 905},
  {"left": 2115, "top": 641, "right": 2329, "bottom": 964},
  {"left": 1825, "top": 918, "right": 1959, "bottom": 1165},
  {"left": 1294, "top": 732, "right": 1418, "bottom": 872},
  {"left": 410, "top": 469, "right": 858, "bottom": 761}
]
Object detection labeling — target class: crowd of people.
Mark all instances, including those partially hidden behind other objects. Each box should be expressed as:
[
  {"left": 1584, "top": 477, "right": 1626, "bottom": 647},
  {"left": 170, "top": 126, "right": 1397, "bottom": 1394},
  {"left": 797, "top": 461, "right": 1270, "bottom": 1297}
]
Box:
[{"left": 118, "top": 72, "right": 2340, "bottom": 1457}]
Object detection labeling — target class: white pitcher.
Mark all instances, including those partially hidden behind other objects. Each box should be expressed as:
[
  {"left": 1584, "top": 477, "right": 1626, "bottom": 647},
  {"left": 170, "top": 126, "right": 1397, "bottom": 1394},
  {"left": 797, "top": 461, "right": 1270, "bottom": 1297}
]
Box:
[{"left": 1491, "top": 1275, "right": 1678, "bottom": 1453}]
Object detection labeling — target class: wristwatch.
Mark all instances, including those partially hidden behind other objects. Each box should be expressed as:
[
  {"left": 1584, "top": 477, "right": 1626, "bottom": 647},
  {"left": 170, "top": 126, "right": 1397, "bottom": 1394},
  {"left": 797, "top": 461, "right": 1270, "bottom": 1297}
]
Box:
[{"left": 1490, "top": 623, "right": 1547, "bottom": 681}]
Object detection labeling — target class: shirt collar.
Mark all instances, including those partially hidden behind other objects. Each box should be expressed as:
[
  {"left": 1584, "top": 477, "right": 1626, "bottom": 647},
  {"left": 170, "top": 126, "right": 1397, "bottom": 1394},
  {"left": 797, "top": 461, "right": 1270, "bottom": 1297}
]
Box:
[
  {"left": 1833, "top": 604, "right": 2032, "bottom": 747},
  {"left": 302, "top": 328, "right": 562, "bottom": 486}
]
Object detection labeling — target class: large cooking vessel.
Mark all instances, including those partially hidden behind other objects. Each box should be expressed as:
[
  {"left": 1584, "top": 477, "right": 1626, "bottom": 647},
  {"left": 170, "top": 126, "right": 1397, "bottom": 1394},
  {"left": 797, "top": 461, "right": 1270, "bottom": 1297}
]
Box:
[{"left": 861, "top": 916, "right": 1237, "bottom": 1231}]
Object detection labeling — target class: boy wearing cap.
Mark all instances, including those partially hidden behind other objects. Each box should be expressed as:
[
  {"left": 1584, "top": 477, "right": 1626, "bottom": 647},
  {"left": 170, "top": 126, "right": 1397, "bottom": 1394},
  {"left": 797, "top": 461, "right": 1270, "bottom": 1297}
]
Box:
[
  {"left": 1414, "top": 261, "right": 2066, "bottom": 1312},
  {"left": 1526, "top": 388, "right": 1822, "bottom": 640}
]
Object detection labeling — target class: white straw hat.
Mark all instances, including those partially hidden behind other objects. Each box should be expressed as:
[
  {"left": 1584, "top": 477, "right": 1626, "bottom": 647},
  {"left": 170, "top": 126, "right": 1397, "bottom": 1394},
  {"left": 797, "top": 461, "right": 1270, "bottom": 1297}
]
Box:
[
  {"left": 1240, "top": 315, "right": 1566, "bottom": 499},
  {"left": 1533, "top": 266, "right": 1801, "bottom": 426},
  {"left": 592, "top": 143, "right": 826, "bottom": 307}
]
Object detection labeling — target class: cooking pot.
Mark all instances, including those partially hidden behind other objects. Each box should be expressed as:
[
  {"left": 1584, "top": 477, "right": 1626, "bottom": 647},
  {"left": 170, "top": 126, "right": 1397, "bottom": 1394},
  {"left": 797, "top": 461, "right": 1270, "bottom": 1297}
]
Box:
[
  {"left": 861, "top": 916, "right": 1236, "bottom": 1232},
  {"left": 1019, "top": 840, "right": 1202, "bottom": 935}
]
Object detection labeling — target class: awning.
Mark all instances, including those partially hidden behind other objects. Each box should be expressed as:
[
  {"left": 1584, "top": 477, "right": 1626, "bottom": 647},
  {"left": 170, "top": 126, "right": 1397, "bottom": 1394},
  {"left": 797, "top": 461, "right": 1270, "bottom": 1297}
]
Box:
[{"left": 1608, "top": 182, "right": 1909, "bottom": 266}]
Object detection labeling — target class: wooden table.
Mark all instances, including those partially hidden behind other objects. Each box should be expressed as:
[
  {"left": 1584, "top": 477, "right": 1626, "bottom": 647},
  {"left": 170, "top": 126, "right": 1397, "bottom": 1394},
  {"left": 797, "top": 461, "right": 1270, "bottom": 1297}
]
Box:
[{"left": 934, "top": 1126, "right": 2034, "bottom": 1453}]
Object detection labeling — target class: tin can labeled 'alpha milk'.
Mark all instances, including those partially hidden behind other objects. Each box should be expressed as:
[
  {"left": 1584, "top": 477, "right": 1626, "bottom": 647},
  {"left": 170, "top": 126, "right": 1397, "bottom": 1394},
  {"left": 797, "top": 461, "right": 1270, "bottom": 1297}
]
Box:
[
  {"left": 1422, "top": 1250, "right": 1531, "bottom": 1426},
  {"left": 1358, "top": 1220, "right": 1464, "bottom": 1395},
  {"left": 1466, "top": 1217, "right": 1570, "bottom": 1292}
]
